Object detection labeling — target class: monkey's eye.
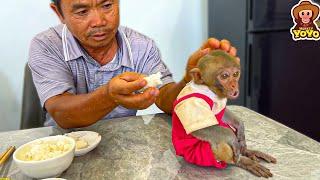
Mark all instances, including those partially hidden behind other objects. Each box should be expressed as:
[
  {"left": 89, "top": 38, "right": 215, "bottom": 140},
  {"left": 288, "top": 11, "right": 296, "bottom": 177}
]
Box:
[
  {"left": 233, "top": 71, "right": 240, "bottom": 77},
  {"left": 307, "top": 12, "right": 310, "bottom": 16},
  {"left": 302, "top": 12, "right": 305, "bottom": 15},
  {"left": 221, "top": 73, "right": 229, "bottom": 80}
]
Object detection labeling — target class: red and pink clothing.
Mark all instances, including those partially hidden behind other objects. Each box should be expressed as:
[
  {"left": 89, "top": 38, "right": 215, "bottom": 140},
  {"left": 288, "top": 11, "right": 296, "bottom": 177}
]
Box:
[{"left": 171, "top": 81, "right": 233, "bottom": 168}]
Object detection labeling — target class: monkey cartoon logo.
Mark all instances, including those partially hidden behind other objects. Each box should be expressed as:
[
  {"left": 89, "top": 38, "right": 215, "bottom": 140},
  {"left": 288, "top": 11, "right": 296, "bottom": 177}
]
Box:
[{"left": 290, "top": 0, "right": 320, "bottom": 41}]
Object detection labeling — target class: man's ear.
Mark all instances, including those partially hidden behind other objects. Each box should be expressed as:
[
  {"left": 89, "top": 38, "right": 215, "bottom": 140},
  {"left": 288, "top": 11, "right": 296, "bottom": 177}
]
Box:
[
  {"left": 50, "top": 3, "right": 65, "bottom": 23},
  {"left": 189, "top": 68, "right": 204, "bottom": 84}
]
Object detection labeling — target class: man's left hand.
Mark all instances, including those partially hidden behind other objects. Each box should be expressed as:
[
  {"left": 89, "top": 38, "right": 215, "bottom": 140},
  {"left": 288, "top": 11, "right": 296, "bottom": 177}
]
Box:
[{"left": 184, "top": 38, "right": 240, "bottom": 82}]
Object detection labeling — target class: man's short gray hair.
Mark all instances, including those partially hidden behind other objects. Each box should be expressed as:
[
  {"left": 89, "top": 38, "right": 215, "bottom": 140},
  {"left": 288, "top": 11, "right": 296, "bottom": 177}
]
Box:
[{"left": 51, "top": 0, "right": 62, "bottom": 15}]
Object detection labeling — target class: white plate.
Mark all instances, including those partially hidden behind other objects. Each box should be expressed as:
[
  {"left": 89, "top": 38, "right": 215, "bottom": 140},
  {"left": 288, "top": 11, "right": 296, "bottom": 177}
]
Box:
[{"left": 65, "top": 131, "right": 101, "bottom": 156}]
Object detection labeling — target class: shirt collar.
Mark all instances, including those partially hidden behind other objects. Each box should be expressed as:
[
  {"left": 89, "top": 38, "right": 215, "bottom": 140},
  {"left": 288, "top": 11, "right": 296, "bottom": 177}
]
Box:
[
  {"left": 63, "top": 25, "right": 134, "bottom": 70},
  {"left": 188, "top": 80, "right": 227, "bottom": 103}
]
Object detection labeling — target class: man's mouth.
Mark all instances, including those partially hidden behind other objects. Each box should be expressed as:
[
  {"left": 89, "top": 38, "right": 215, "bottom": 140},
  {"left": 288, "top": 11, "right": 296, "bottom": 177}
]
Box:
[{"left": 91, "top": 32, "right": 108, "bottom": 41}]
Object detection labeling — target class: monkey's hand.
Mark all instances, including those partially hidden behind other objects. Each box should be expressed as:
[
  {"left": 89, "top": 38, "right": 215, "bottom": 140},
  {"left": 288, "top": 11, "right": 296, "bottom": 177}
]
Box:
[
  {"left": 216, "top": 127, "right": 242, "bottom": 164},
  {"left": 223, "top": 110, "right": 247, "bottom": 153},
  {"left": 236, "top": 156, "right": 273, "bottom": 178},
  {"left": 191, "top": 126, "right": 241, "bottom": 164},
  {"left": 229, "top": 136, "right": 241, "bottom": 164},
  {"left": 243, "top": 149, "right": 277, "bottom": 164},
  {"left": 235, "top": 120, "right": 247, "bottom": 154}
]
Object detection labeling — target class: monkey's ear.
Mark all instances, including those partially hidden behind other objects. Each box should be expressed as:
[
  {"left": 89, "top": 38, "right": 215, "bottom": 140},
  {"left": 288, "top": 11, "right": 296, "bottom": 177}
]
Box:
[{"left": 189, "top": 68, "right": 204, "bottom": 84}]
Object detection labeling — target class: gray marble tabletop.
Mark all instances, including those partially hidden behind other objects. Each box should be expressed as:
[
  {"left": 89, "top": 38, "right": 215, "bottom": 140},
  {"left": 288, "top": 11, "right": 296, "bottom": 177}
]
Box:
[{"left": 0, "top": 106, "right": 319, "bottom": 180}]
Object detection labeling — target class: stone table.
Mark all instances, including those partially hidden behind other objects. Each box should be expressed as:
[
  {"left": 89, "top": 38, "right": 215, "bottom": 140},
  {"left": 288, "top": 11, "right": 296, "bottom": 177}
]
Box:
[{"left": 0, "top": 106, "right": 319, "bottom": 179}]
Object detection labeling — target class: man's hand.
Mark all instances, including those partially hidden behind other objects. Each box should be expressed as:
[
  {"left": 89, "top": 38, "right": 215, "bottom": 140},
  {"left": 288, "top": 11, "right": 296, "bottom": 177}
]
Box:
[
  {"left": 184, "top": 38, "right": 240, "bottom": 82},
  {"left": 108, "top": 72, "right": 160, "bottom": 110}
]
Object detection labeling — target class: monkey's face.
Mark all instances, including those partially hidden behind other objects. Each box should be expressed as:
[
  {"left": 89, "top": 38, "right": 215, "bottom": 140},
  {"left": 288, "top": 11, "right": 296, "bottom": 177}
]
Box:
[
  {"left": 194, "top": 50, "right": 241, "bottom": 99},
  {"left": 299, "top": 10, "right": 313, "bottom": 23},
  {"left": 214, "top": 67, "right": 240, "bottom": 100}
]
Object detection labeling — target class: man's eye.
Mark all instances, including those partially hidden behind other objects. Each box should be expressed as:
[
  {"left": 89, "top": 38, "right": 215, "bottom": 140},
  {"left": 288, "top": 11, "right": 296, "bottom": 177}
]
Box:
[
  {"left": 102, "top": 3, "right": 112, "bottom": 9},
  {"left": 75, "top": 9, "right": 88, "bottom": 16}
]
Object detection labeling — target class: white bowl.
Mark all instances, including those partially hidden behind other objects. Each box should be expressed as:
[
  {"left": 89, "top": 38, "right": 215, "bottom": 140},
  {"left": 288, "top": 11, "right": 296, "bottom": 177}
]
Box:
[
  {"left": 65, "top": 131, "right": 101, "bottom": 156},
  {"left": 13, "top": 135, "right": 75, "bottom": 179}
]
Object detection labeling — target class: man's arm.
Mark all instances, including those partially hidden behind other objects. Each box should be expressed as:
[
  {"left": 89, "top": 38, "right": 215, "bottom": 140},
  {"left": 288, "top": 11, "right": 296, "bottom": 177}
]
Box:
[
  {"left": 156, "top": 80, "right": 186, "bottom": 114},
  {"left": 45, "top": 86, "right": 116, "bottom": 129},
  {"left": 29, "top": 38, "right": 159, "bottom": 129},
  {"left": 45, "top": 72, "right": 159, "bottom": 129}
]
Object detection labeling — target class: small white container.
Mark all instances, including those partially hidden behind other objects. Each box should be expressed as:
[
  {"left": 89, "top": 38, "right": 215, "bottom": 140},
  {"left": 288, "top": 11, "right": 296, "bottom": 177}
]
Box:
[
  {"left": 65, "top": 131, "right": 101, "bottom": 156},
  {"left": 13, "top": 135, "right": 75, "bottom": 179}
]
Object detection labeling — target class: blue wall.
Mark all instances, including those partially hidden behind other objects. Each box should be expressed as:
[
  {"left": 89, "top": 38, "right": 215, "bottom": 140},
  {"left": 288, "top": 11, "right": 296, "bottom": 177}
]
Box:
[{"left": 0, "top": 0, "right": 208, "bottom": 131}]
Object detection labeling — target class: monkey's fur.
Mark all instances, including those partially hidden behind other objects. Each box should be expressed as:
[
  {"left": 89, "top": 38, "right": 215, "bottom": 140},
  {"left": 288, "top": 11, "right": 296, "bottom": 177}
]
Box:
[{"left": 188, "top": 50, "right": 277, "bottom": 178}]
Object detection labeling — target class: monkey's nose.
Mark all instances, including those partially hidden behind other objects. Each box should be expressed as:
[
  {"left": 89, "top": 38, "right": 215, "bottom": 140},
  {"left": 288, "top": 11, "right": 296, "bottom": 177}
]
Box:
[{"left": 231, "top": 84, "right": 237, "bottom": 89}]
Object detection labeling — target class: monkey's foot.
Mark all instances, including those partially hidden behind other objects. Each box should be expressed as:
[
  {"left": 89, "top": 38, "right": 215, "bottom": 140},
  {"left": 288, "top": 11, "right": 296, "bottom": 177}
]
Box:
[
  {"left": 237, "top": 156, "right": 273, "bottom": 178},
  {"left": 244, "top": 149, "right": 277, "bottom": 163}
]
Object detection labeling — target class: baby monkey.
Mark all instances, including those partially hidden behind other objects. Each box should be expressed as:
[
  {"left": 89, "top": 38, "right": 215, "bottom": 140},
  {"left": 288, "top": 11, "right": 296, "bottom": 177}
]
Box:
[{"left": 172, "top": 50, "right": 276, "bottom": 178}]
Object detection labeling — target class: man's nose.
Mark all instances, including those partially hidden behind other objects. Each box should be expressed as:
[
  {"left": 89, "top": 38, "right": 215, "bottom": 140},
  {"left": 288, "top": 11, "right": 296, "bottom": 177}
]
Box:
[{"left": 90, "top": 10, "right": 106, "bottom": 27}]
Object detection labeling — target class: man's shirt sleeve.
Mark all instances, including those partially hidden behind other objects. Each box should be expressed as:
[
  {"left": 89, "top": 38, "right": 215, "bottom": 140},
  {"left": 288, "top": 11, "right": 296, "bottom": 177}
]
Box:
[{"left": 28, "top": 38, "right": 76, "bottom": 108}]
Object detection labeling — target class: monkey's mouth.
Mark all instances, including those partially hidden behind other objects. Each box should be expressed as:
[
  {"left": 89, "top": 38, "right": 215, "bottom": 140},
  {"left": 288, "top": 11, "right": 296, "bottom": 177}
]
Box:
[
  {"left": 228, "top": 91, "right": 239, "bottom": 99},
  {"left": 302, "top": 19, "right": 311, "bottom": 24}
]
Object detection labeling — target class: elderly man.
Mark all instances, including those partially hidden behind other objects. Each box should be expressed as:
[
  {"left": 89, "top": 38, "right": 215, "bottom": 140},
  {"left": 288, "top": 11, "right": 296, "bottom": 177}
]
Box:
[{"left": 28, "top": 0, "right": 238, "bottom": 129}]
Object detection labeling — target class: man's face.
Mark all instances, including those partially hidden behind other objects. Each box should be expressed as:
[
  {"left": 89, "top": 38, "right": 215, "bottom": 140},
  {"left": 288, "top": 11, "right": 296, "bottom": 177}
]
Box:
[{"left": 55, "top": 0, "right": 120, "bottom": 49}]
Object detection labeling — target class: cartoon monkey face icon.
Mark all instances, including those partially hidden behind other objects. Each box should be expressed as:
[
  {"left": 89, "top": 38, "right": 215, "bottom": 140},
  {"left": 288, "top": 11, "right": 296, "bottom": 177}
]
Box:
[
  {"left": 299, "top": 10, "right": 313, "bottom": 23},
  {"left": 292, "top": 1, "right": 320, "bottom": 30}
]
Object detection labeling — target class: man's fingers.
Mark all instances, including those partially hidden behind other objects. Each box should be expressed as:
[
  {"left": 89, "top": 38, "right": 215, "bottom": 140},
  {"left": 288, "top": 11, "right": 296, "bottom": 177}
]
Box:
[
  {"left": 200, "top": 38, "right": 238, "bottom": 57},
  {"left": 236, "top": 57, "right": 241, "bottom": 64},
  {"left": 229, "top": 46, "right": 237, "bottom": 56},
  {"left": 221, "top": 39, "right": 230, "bottom": 45},
  {"left": 119, "top": 72, "right": 145, "bottom": 82},
  {"left": 201, "top": 38, "right": 220, "bottom": 50},
  {"left": 116, "top": 79, "right": 147, "bottom": 95},
  {"left": 143, "top": 87, "right": 160, "bottom": 97},
  {"left": 188, "top": 48, "right": 210, "bottom": 65},
  {"left": 220, "top": 39, "right": 231, "bottom": 52},
  {"left": 108, "top": 72, "right": 160, "bottom": 109},
  {"left": 117, "top": 87, "right": 159, "bottom": 109}
]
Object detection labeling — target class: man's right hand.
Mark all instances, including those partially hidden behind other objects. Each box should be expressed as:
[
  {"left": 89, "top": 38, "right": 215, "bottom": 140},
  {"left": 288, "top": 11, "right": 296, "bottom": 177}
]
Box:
[{"left": 108, "top": 72, "right": 160, "bottom": 110}]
